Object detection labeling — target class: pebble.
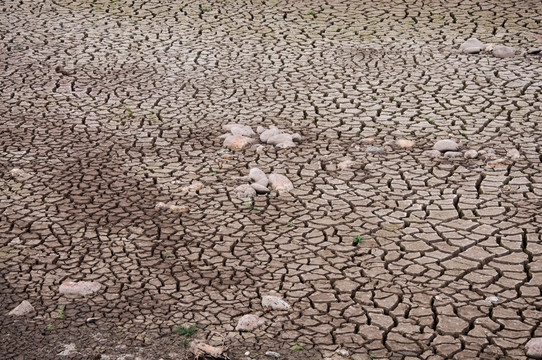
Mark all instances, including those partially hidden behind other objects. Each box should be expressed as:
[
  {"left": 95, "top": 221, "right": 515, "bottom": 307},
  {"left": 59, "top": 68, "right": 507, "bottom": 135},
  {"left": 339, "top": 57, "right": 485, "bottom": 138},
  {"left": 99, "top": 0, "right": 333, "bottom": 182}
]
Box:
[
  {"left": 276, "top": 141, "right": 296, "bottom": 149},
  {"left": 155, "top": 202, "right": 189, "bottom": 213},
  {"left": 433, "top": 139, "right": 459, "bottom": 152},
  {"left": 459, "top": 38, "right": 485, "bottom": 54},
  {"left": 423, "top": 150, "right": 442, "bottom": 158},
  {"left": 485, "top": 296, "right": 499, "bottom": 304},
  {"left": 527, "top": 46, "right": 542, "bottom": 55},
  {"left": 262, "top": 295, "right": 291, "bottom": 311},
  {"left": 464, "top": 150, "right": 478, "bottom": 159},
  {"left": 265, "top": 351, "right": 281, "bottom": 358},
  {"left": 395, "top": 139, "right": 414, "bottom": 148},
  {"left": 59, "top": 281, "right": 101, "bottom": 297},
  {"left": 507, "top": 149, "right": 521, "bottom": 161},
  {"left": 8, "top": 300, "right": 34, "bottom": 316},
  {"left": 487, "top": 158, "right": 506, "bottom": 166},
  {"left": 9, "top": 168, "right": 29, "bottom": 179},
  {"left": 492, "top": 44, "right": 515, "bottom": 58},
  {"left": 366, "top": 145, "right": 386, "bottom": 155},
  {"left": 443, "top": 151, "right": 463, "bottom": 159},
  {"left": 361, "top": 137, "right": 375, "bottom": 145},
  {"left": 223, "top": 135, "right": 255, "bottom": 150},
  {"left": 525, "top": 338, "right": 542, "bottom": 359},
  {"left": 181, "top": 182, "right": 203, "bottom": 192},
  {"left": 268, "top": 174, "right": 293, "bottom": 193},
  {"left": 291, "top": 133, "right": 302, "bottom": 142},
  {"left": 234, "top": 184, "right": 257, "bottom": 199},
  {"left": 235, "top": 314, "right": 264, "bottom": 332}
]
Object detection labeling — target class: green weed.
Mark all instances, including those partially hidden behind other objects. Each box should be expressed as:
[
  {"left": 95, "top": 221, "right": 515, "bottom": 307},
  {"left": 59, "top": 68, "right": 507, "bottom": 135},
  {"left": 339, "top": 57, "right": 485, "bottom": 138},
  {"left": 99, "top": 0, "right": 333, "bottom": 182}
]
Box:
[{"left": 353, "top": 235, "right": 363, "bottom": 245}]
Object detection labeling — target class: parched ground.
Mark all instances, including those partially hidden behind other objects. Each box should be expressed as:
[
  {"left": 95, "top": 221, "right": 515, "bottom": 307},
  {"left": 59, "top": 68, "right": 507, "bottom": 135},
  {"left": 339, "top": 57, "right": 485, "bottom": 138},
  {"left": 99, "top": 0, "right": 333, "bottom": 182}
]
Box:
[{"left": 1, "top": 0, "right": 542, "bottom": 359}]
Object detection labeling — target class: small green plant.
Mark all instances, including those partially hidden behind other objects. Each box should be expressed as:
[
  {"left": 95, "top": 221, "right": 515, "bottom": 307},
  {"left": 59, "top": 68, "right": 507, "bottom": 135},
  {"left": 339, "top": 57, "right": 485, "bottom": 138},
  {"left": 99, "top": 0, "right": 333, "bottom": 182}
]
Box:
[
  {"left": 389, "top": 96, "right": 395, "bottom": 101},
  {"left": 371, "top": 95, "right": 377, "bottom": 101},
  {"left": 292, "top": 341, "right": 304, "bottom": 350},
  {"left": 199, "top": 5, "right": 211, "bottom": 13},
  {"left": 427, "top": 118, "right": 436, "bottom": 124},
  {"left": 163, "top": 249, "right": 175, "bottom": 258},
  {"left": 244, "top": 200, "right": 259, "bottom": 210},
  {"left": 57, "top": 305, "right": 65, "bottom": 320},
  {"left": 47, "top": 322, "right": 53, "bottom": 331},
  {"left": 180, "top": 337, "right": 190, "bottom": 347},
  {"left": 353, "top": 235, "right": 363, "bottom": 245},
  {"left": 287, "top": 221, "right": 294, "bottom": 227},
  {"left": 273, "top": 1, "right": 278, "bottom": 6},
  {"left": 369, "top": 354, "right": 375, "bottom": 359},
  {"left": 175, "top": 324, "right": 197, "bottom": 337},
  {"left": 307, "top": 10, "right": 316, "bottom": 15}
]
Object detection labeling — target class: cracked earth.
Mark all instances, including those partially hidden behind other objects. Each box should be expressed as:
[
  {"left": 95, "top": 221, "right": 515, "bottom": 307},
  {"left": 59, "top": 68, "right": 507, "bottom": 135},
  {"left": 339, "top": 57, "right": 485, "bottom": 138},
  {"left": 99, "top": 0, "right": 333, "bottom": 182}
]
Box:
[{"left": 1, "top": 0, "right": 542, "bottom": 359}]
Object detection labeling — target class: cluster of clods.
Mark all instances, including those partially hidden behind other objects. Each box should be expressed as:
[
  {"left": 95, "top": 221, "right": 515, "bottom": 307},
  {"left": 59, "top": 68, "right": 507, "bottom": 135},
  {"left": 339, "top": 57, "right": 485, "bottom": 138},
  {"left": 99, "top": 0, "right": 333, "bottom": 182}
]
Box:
[
  {"left": 220, "top": 123, "right": 301, "bottom": 150},
  {"left": 424, "top": 139, "right": 521, "bottom": 164},
  {"left": 234, "top": 168, "right": 293, "bottom": 199}
]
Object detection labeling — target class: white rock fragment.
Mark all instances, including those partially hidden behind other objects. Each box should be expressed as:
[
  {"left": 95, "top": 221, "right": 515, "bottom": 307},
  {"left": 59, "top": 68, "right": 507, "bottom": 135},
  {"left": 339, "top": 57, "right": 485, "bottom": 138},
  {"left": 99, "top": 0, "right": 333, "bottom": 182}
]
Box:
[
  {"left": 268, "top": 174, "right": 293, "bottom": 193},
  {"left": 276, "top": 141, "right": 296, "bottom": 149},
  {"left": 443, "top": 151, "right": 463, "bottom": 159},
  {"left": 459, "top": 38, "right": 486, "bottom": 54},
  {"left": 291, "top": 133, "right": 302, "bottom": 142},
  {"left": 181, "top": 182, "right": 203, "bottom": 192},
  {"left": 525, "top": 338, "right": 542, "bottom": 359},
  {"left": 262, "top": 295, "right": 291, "bottom": 311},
  {"left": 485, "top": 296, "right": 499, "bottom": 304},
  {"left": 235, "top": 314, "right": 264, "bottom": 332},
  {"left": 256, "top": 126, "right": 267, "bottom": 134},
  {"left": 59, "top": 281, "right": 101, "bottom": 297},
  {"left": 265, "top": 351, "right": 281, "bottom": 358},
  {"left": 423, "top": 150, "right": 442, "bottom": 158},
  {"left": 433, "top": 139, "right": 459, "bottom": 152},
  {"left": 8, "top": 300, "right": 34, "bottom": 316}
]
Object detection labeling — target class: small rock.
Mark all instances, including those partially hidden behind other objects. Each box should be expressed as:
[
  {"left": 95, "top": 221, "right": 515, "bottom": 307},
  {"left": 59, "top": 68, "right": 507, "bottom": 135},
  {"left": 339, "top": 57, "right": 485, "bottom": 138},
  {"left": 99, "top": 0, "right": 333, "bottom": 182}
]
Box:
[
  {"left": 423, "top": 150, "right": 442, "bottom": 158},
  {"left": 265, "top": 351, "right": 281, "bottom": 358},
  {"left": 492, "top": 44, "right": 515, "bottom": 58},
  {"left": 291, "top": 133, "right": 302, "bottom": 142},
  {"left": 229, "top": 125, "right": 256, "bottom": 137},
  {"left": 464, "top": 150, "right": 478, "bottom": 159},
  {"left": 256, "top": 126, "right": 267, "bottom": 134},
  {"left": 59, "top": 281, "right": 101, "bottom": 297},
  {"left": 267, "top": 133, "right": 293, "bottom": 146},
  {"left": 255, "top": 145, "right": 266, "bottom": 153},
  {"left": 459, "top": 38, "right": 485, "bottom": 54},
  {"left": 262, "top": 295, "right": 291, "bottom": 311},
  {"left": 433, "top": 139, "right": 459, "bottom": 152},
  {"left": 485, "top": 296, "right": 499, "bottom": 304},
  {"left": 181, "top": 182, "right": 203, "bottom": 192},
  {"left": 251, "top": 183, "right": 270, "bottom": 194},
  {"left": 507, "top": 149, "right": 521, "bottom": 161},
  {"left": 223, "top": 123, "right": 242, "bottom": 132},
  {"left": 525, "top": 338, "right": 542, "bottom": 359},
  {"left": 443, "top": 151, "right": 463, "bottom": 159},
  {"left": 189, "top": 341, "right": 226, "bottom": 359},
  {"left": 268, "top": 174, "right": 293, "bottom": 193},
  {"left": 58, "top": 343, "right": 77, "bottom": 356},
  {"left": 248, "top": 168, "right": 268, "bottom": 186},
  {"left": 223, "top": 135, "right": 254, "bottom": 150},
  {"left": 86, "top": 317, "right": 98, "bottom": 323},
  {"left": 336, "top": 348, "right": 350, "bottom": 357},
  {"left": 337, "top": 159, "right": 355, "bottom": 170},
  {"left": 235, "top": 314, "right": 264, "bottom": 332},
  {"left": 234, "top": 184, "right": 257, "bottom": 199},
  {"left": 366, "top": 145, "right": 386, "bottom": 155},
  {"left": 260, "top": 127, "right": 282, "bottom": 143},
  {"left": 361, "top": 138, "right": 375, "bottom": 145},
  {"left": 276, "top": 141, "right": 296, "bottom": 149},
  {"left": 395, "top": 139, "right": 414, "bottom": 149},
  {"left": 8, "top": 300, "right": 34, "bottom": 316}
]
